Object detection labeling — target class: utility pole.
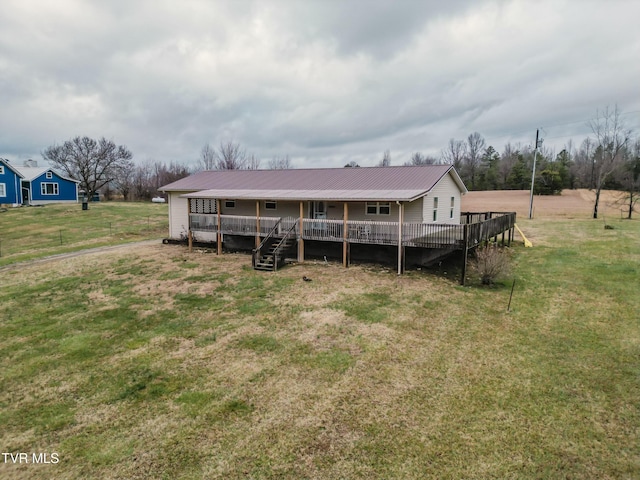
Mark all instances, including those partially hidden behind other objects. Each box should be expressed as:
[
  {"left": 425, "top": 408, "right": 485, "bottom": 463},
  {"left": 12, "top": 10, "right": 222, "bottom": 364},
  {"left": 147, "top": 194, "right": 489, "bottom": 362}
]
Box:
[{"left": 529, "top": 129, "right": 542, "bottom": 219}]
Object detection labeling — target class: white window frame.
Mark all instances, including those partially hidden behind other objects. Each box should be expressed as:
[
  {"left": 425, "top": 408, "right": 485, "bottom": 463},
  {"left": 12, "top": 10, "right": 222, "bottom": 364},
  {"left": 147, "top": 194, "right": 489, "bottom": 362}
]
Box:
[
  {"left": 224, "top": 199, "right": 236, "bottom": 209},
  {"left": 265, "top": 200, "right": 277, "bottom": 210},
  {"left": 46, "top": 171, "right": 53, "bottom": 179},
  {"left": 432, "top": 197, "right": 439, "bottom": 222},
  {"left": 0, "top": 165, "right": 5, "bottom": 174},
  {"left": 450, "top": 196, "right": 455, "bottom": 219},
  {"left": 365, "top": 201, "right": 391, "bottom": 216},
  {"left": 0, "top": 183, "right": 6, "bottom": 197},
  {"left": 41, "top": 182, "right": 59, "bottom": 195}
]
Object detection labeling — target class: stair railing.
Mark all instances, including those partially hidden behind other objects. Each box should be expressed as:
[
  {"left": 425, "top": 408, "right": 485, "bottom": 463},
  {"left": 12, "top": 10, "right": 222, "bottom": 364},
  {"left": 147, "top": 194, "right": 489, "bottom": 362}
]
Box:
[
  {"left": 272, "top": 221, "right": 298, "bottom": 272},
  {"left": 252, "top": 217, "right": 283, "bottom": 268}
]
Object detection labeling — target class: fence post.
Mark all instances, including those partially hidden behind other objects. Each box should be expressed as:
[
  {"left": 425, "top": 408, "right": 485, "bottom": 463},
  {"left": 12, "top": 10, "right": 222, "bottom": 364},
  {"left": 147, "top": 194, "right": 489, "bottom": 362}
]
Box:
[{"left": 60, "top": 230, "right": 63, "bottom": 245}]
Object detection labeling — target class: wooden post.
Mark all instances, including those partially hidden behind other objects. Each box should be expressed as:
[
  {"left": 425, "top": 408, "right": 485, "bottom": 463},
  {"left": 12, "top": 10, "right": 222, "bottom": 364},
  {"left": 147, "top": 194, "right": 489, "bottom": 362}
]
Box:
[
  {"left": 298, "top": 201, "right": 305, "bottom": 263},
  {"left": 187, "top": 198, "right": 192, "bottom": 253},
  {"left": 343, "top": 202, "right": 349, "bottom": 267},
  {"left": 216, "top": 199, "right": 222, "bottom": 255},
  {"left": 255, "top": 201, "right": 261, "bottom": 249},
  {"left": 397, "top": 202, "right": 403, "bottom": 275},
  {"left": 460, "top": 224, "right": 469, "bottom": 285}
]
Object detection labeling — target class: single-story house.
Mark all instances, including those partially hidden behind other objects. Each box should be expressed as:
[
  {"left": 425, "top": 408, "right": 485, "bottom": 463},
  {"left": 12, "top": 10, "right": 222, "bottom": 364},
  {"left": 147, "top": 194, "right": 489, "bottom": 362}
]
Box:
[
  {"left": 0, "top": 158, "right": 24, "bottom": 206},
  {"left": 14, "top": 160, "right": 79, "bottom": 205},
  {"left": 160, "top": 165, "right": 515, "bottom": 280}
]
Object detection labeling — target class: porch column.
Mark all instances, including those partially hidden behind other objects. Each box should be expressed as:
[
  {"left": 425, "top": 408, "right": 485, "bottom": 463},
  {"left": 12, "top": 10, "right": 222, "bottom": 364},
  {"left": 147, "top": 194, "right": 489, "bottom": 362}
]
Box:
[
  {"left": 187, "top": 198, "right": 192, "bottom": 253},
  {"left": 343, "top": 202, "right": 349, "bottom": 268},
  {"left": 397, "top": 202, "right": 403, "bottom": 275},
  {"left": 298, "top": 201, "right": 305, "bottom": 263},
  {"left": 255, "top": 201, "right": 261, "bottom": 248},
  {"left": 216, "top": 199, "right": 222, "bottom": 255}
]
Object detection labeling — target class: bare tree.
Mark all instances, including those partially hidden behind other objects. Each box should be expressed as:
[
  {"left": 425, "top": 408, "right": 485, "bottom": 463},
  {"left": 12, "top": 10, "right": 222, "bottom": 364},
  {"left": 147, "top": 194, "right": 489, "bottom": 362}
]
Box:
[
  {"left": 378, "top": 149, "right": 391, "bottom": 167},
  {"left": 214, "top": 141, "right": 247, "bottom": 170},
  {"left": 112, "top": 159, "right": 135, "bottom": 200},
  {"left": 268, "top": 155, "right": 292, "bottom": 169},
  {"left": 571, "top": 138, "right": 595, "bottom": 188},
  {"left": 245, "top": 153, "right": 261, "bottom": 170},
  {"left": 588, "top": 105, "right": 632, "bottom": 218},
  {"left": 42, "top": 136, "right": 133, "bottom": 201},
  {"left": 441, "top": 139, "right": 467, "bottom": 170},
  {"left": 615, "top": 139, "right": 640, "bottom": 219},
  {"left": 131, "top": 160, "right": 190, "bottom": 200},
  {"left": 198, "top": 143, "right": 216, "bottom": 171},
  {"left": 465, "top": 132, "right": 486, "bottom": 190},
  {"left": 404, "top": 152, "right": 437, "bottom": 166},
  {"left": 133, "top": 161, "right": 154, "bottom": 200}
]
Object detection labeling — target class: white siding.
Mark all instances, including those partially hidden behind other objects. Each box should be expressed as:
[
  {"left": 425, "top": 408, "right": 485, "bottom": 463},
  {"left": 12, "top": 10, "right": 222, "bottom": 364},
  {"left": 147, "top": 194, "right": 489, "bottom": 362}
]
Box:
[
  {"left": 168, "top": 192, "right": 190, "bottom": 239},
  {"left": 404, "top": 199, "right": 423, "bottom": 223},
  {"left": 423, "top": 172, "right": 462, "bottom": 224}
]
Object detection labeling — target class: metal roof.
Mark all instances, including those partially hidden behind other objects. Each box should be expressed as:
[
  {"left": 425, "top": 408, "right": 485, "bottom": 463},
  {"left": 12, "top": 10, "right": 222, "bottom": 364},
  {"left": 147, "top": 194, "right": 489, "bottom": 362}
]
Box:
[
  {"left": 13, "top": 165, "right": 80, "bottom": 183},
  {"left": 181, "top": 188, "right": 429, "bottom": 202},
  {"left": 162, "top": 165, "right": 467, "bottom": 201}
]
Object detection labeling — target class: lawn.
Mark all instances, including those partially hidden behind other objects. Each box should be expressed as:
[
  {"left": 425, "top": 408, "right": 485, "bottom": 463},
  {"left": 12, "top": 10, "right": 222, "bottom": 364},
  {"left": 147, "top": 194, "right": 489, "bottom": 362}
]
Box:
[
  {"left": 0, "top": 201, "right": 168, "bottom": 266},
  {"left": 0, "top": 214, "right": 638, "bottom": 478}
]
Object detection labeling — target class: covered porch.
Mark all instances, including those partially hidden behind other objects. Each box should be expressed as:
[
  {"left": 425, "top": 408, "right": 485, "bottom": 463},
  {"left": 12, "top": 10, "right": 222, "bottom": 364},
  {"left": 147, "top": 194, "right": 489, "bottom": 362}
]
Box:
[{"left": 185, "top": 202, "right": 516, "bottom": 284}]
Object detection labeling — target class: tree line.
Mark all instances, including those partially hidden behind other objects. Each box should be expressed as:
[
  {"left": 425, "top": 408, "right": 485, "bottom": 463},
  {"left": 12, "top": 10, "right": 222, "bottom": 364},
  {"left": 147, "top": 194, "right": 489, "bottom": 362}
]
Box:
[
  {"left": 39, "top": 106, "right": 638, "bottom": 217},
  {"left": 377, "top": 106, "right": 639, "bottom": 218}
]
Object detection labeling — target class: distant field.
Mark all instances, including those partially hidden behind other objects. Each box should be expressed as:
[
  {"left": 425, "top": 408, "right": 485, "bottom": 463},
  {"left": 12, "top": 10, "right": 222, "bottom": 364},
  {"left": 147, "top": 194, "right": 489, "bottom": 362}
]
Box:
[
  {"left": 462, "top": 188, "right": 627, "bottom": 220},
  {"left": 0, "top": 202, "right": 168, "bottom": 266},
  {"left": 0, "top": 191, "right": 638, "bottom": 479}
]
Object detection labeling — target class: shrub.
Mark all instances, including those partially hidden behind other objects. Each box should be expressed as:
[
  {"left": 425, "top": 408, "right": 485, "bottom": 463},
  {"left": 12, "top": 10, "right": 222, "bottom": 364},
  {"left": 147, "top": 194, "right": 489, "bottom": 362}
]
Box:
[{"left": 472, "top": 244, "right": 512, "bottom": 285}]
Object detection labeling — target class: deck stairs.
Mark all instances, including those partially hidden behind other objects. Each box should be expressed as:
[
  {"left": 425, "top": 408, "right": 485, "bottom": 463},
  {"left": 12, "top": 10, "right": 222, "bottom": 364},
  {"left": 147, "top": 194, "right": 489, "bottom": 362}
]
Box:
[
  {"left": 253, "top": 236, "right": 297, "bottom": 271},
  {"left": 252, "top": 217, "right": 298, "bottom": 272}
]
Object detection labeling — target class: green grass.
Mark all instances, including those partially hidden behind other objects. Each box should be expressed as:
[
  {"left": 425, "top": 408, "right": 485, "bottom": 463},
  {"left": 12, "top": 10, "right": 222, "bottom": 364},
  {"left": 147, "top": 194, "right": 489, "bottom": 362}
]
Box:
[
  {"left": 0, "top": 201, "right": 168, "bottom": 265},
  {"left": 0, "top": 217, "right": 638, "bottom": 479}
]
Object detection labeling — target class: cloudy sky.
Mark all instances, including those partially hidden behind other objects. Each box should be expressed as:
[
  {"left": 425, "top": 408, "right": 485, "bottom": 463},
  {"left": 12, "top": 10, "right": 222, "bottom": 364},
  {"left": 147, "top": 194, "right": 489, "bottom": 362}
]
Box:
[{"left": 1, "top": 0, "right": 638, "bottom": 169}]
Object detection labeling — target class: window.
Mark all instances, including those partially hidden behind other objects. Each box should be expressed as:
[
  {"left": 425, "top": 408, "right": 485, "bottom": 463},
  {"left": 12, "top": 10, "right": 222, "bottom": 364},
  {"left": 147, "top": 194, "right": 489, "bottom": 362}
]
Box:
[
  {"left": 41, "top": 182, "right": 59, "bottom": 195},
  {"left": 189, "top": 198, "right": 216, "bottom": 214},
  {"left": 450, "top": 196, "right": 455, "bottom": 219},
  {"left": 224, "top": 200, "right": 235, "bottom": 209},
  {"left": 46, "top": 171, "right": 53, "bottom": 179},
  {"left": 0, "top": 165, "right": 5, "bottom": 174},
  {"left": 432, "top": 197, "right": 438, "bottom": 222},
  {"left": 265, "top": 200, "right": 277, "bottom": 210},
  {"left": 365, "top": 202, "right": 391, "bottom": 215},
  {"left": 0, "top": 183, "right": 6, "bottom": 197}
]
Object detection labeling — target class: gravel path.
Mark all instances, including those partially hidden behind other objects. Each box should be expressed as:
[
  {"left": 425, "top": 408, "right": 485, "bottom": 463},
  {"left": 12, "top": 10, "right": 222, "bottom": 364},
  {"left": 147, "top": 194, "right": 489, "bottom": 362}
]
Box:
[{"left": 0, "top": 239, "right": 162, "bottom": 273}]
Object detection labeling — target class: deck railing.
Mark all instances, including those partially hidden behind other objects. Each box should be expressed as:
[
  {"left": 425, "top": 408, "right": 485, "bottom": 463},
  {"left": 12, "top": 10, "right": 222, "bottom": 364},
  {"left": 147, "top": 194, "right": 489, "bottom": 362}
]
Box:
[
  {"left": 402, "top": 223, "right": 464, "bottom": 248},
  {"left": 189, "top": 212, "right": 516, "bottom": 250}
]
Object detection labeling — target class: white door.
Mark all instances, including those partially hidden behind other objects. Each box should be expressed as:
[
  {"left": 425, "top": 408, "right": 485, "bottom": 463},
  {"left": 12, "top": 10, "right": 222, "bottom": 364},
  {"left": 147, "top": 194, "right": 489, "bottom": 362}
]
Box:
[{"left": 310, "top": 201, "right": 327, "bottom": 230}]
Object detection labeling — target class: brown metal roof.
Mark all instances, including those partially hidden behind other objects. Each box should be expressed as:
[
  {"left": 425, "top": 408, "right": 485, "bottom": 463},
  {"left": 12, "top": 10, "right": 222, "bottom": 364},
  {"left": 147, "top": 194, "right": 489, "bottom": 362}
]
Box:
[
  {"left": 181, "top": 188, "right": 429, "bottom": 202},
  {"left": 161, "top": 165, "right": 467, "bottom": 199}
]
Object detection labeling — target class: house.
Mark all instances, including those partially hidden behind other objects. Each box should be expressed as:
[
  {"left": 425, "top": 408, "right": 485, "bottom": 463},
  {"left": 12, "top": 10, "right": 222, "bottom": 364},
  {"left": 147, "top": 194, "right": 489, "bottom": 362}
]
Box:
[
  {"left": 14, "top": 160, "right": 79, "bottom": 205},
  {"left": 160, "top": 165, "right": 515, "bottom": 281},
  {"left": 0, "top": 158, "right": 24, "bottom": 206}
]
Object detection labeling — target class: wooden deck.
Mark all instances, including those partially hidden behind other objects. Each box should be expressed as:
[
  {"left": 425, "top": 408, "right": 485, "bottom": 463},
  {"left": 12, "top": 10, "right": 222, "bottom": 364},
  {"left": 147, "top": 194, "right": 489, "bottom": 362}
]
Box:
[{"left": 188, "top": 212, "right": 516, "bottom": 251}]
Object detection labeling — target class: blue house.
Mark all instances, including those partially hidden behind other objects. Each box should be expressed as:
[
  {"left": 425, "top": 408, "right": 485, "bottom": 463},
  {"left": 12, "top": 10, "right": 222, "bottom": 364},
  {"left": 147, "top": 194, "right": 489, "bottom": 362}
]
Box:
[
  {"left": 14, "top": 160, "right": 79, "bottom": 205},
  {"left": 0, "top": 158, "right": 24, "bottom": 206}
]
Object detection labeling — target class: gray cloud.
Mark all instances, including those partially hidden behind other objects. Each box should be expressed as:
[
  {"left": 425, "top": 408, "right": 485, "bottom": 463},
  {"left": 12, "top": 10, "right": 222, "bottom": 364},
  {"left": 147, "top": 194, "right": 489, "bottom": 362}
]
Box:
[{"left": 1, "top": 0, "right": 638, "bottom": 168}]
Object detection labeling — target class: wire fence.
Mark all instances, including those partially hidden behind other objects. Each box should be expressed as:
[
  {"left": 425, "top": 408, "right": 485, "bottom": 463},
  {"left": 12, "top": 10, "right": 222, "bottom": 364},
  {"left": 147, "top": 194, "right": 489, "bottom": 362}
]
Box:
[{"left": 0, "top": 216, "right": 168, "bottom": 261}]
